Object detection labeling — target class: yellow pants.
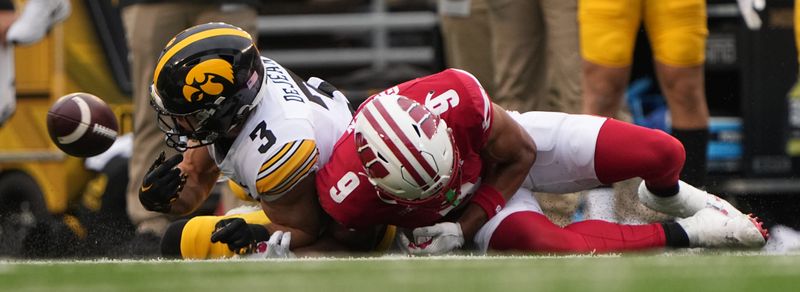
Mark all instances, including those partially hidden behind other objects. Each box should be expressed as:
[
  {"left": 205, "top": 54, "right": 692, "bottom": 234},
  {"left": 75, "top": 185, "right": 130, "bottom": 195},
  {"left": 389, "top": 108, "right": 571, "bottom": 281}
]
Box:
[
  {"left": 171, "top": 209, "right": 397, "bottom": 259},
  {"left": 174, "top": 209, "right": 270, "bottom": 259},
  {"left": 579, "top": 0, "right": 708, "bottom": 67}
]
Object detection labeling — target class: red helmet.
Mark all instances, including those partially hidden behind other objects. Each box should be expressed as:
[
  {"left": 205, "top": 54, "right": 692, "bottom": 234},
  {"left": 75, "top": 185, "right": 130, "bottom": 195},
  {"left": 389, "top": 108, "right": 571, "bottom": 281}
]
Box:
[{"left": 354, "top": 95, "right": 460, "bottom": 205}]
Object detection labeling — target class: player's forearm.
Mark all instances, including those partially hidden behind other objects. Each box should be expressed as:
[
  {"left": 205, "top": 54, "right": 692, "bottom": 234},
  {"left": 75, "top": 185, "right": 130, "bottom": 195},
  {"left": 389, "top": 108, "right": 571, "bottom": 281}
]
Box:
[
  {"left": 259, "top": 175, "right": 326, "bottom": 248},
  {"left": 484, "top": 153, "right": 534, "bottom": 200},
  {"left": 460, "top": 152, "right": 534, "bottom": 241},
  {"left": 481, "top": 105, "right": 537, "bottom": 201},
  {"left": 171, "top": 147, "right": 218, "bottom": 215},
  {"left": 259, "top": 202, "right": 325, "bottom": 249},
  {"left": 265, "top": 222, "right": 319, "bottom": 248},
  {"left": 169, "top": 169, "right": 216, "bottom": 215},
  {"left": 169, "top": 183, "right": 212, "bottom": 215},
  {"left": 457, "top": 204, "right": 488, "bottom": 242}
]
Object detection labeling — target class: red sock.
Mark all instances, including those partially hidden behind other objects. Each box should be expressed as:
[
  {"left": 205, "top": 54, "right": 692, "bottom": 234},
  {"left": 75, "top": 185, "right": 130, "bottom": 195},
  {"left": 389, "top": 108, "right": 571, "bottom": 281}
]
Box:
[
  {"left": 594, "top": 118, "right": 685, "bottom": 190},
  {"left": 488, "top": 211, "right": 666, "bottom": 253}
]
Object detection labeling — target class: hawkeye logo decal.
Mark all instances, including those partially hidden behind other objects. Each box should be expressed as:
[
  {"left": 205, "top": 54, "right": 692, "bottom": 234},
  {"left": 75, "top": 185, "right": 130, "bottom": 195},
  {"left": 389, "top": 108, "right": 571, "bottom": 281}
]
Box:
[{"left": 182, "top": 59, "right": 234, "bottom": 103}]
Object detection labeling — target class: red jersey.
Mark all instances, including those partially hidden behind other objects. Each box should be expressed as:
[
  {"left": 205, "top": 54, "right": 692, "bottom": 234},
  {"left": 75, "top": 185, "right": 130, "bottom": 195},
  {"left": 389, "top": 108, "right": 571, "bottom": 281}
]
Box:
[{"left": 316, "top": 69, "right": 494, "bottom": 229}]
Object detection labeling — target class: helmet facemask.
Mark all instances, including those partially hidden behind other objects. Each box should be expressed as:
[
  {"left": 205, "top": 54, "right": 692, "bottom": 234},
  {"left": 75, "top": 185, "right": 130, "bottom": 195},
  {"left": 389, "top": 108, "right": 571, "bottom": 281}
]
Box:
[{"left": 151, "top": 85, "right": 256, "bottom": 151}]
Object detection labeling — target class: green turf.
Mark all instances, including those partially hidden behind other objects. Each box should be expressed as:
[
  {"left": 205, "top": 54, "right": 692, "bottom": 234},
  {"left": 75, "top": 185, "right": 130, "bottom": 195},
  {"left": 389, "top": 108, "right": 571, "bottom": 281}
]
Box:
[{"left": 1, "top": 253, "right": 799, "bottom": 292}]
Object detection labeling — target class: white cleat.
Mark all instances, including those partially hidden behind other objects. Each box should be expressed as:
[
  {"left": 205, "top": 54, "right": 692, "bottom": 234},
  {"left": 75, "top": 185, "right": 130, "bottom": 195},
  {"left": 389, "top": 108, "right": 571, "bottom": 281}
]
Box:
[
  {"left": 677, "top": 208, "right": 768, "bottom": 248},
  {"left": 6, "top": 0, "right": 71, "bottom": 45},
  {"left": 638, "top": 180, "right": 743, "bottom": 218}
]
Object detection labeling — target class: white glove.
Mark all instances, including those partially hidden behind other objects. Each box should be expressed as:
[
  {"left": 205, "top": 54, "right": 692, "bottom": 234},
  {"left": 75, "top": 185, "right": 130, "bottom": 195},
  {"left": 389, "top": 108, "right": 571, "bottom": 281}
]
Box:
[
  {"left": 240, "top": 230, "right": 295, "bottom": 259},
  {"left": 737, "top": 0, "right": 765, "bottom": 30},
  {"left": 398, "top": 222, "right": 464, "bottom": 255}
]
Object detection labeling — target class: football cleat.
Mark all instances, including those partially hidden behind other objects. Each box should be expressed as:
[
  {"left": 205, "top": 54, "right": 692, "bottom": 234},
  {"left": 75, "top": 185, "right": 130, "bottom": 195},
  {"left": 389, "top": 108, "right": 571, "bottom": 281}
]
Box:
[
  {"left": 6, "top": 0, "right": 71, "bottom": 45},
  {"left": 676, "top": 208, "right": 768, "bottom": 248},
  {"left": 638, "top": 180, "right": 743, "bottom": 218}
]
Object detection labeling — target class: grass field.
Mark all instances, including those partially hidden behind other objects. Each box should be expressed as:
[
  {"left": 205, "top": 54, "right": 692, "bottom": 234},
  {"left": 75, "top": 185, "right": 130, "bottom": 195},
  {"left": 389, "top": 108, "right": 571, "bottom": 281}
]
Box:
[{"left": 2, "top": 252, "right": 800, "bottom": 292}]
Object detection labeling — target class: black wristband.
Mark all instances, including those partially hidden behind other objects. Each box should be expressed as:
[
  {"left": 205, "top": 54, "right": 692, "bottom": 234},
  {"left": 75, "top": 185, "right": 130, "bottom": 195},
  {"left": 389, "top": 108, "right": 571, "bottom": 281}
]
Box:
[{"left": 248, "top": 224, "right": 270, "bottom": 243}]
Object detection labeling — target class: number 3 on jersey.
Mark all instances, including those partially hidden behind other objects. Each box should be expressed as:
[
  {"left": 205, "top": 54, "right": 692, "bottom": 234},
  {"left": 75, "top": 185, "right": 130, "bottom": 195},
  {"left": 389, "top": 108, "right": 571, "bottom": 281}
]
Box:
[
  {"left": 330, "top": 171, "right": 359, "bottom": 203},
  {"left": 250, "top": 121, "right": 276, "bottom": 154}
]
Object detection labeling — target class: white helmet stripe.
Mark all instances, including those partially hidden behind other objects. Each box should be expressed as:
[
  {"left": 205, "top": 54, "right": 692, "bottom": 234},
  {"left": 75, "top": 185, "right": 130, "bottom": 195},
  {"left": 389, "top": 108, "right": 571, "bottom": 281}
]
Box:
[
  {"left": 362, "top": 100, "right": 438, "bottom": 189},
  {"left": 361, "top": 103, "right": 428, "bottom": 187},
  {"left": 370, "top": 99, "right": 440, "bottom": 181}
]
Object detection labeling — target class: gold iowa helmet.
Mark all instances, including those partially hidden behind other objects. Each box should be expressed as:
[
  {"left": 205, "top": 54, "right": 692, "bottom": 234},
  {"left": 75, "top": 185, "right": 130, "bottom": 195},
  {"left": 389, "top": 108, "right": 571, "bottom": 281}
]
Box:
[{"left": 150, "top": 22, "right": 264, "bottom": 151}]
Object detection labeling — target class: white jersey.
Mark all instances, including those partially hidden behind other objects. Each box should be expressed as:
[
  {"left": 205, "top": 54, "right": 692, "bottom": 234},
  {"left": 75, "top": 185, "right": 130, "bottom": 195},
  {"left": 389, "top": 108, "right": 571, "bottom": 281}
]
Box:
[{"left": 209, "top": 57, "right": 354, "bottom": 202}]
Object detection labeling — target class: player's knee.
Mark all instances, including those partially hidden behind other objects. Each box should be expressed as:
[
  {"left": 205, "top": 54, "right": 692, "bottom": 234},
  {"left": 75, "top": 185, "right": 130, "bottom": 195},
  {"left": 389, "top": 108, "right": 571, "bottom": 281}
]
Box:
[
  {"left": 489, "top": 212, "right": 567, "bottom": 252},
  {"left": 161, "top": 218, "right": 189, "bottom": 259},
  {"left": 644, "top": 130, "right": 685, "bottom": 176},
  {"left": 583, "top": 65, "right": 629, "bottom": 104}
]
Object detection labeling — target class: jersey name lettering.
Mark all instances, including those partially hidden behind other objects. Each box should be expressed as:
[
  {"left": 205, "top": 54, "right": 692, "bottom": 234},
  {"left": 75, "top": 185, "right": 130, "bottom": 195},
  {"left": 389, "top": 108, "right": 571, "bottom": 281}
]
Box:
[{"left": 263, "top": 58, "right": 304, "bottom": 102}]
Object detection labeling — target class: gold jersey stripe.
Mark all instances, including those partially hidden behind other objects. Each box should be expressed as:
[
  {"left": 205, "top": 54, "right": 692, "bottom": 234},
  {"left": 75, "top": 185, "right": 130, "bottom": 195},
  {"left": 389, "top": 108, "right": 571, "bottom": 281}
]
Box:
[
  {"left": 259, "top": 142, "right": 295, "bottom": 173},
  {"left": 256, "top": 140, "right": 318, "bottom": 194},
  {"left": 153, "top": 28, "right": 252, "bottom": 86},
  {"left": 257, "top": 141, "right": 303, "bottom": 177},
  {"left": 269, "top": 151, "right": 318, "bottom": 195}
]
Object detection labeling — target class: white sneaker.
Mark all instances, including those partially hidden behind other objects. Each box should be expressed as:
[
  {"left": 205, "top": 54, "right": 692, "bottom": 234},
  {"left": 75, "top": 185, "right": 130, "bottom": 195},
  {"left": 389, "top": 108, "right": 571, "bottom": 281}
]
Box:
[
  {"left": 676, "top": 208, "right": 768, "bottom": 248},
  {"left": 638, "top": 180, "right": 743, "bottom": 218},
  {"left": 6, "top": 0, "right": 71, "bottom": 45}
]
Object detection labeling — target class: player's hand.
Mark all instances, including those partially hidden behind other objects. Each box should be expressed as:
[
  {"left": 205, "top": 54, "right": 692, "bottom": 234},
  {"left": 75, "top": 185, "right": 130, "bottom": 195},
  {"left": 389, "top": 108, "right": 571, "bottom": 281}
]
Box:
[
  {"left": 139, "top": 151, "right": 186, "bottom": 213},
  {"left": 210, "top": 218, "right": 270, "bottom": 254},
  {"left": 737, "top": 0, "right": 765, "bottom": 30},
  {"left": 398, "top": 222, "right": 464, "bottom": 255},
  {"left": 240, "top": 231, "right": 295, "bottom": 259}
]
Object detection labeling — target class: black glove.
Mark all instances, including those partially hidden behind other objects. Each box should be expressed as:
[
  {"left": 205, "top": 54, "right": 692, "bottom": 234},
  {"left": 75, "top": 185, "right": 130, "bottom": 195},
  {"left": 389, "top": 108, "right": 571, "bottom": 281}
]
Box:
[
  {"left": 210, "top": 218, "right": 270, "bottom": 254},
  {"left": 139, "top": 151, "right": 185, "bottom": 213}
]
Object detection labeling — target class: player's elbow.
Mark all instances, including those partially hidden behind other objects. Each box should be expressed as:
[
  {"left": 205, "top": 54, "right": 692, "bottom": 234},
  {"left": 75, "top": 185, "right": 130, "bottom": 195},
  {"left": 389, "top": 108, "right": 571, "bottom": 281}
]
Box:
[{"left": 518, "top": 137, "right": 537, "bottom": 169}]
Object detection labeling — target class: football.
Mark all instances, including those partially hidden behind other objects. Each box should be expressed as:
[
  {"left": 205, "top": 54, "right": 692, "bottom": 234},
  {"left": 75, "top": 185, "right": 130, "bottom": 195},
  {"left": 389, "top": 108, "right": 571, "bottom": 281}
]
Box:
[{"left": 46, "top": 92, "right": 119, "bottom": 157}]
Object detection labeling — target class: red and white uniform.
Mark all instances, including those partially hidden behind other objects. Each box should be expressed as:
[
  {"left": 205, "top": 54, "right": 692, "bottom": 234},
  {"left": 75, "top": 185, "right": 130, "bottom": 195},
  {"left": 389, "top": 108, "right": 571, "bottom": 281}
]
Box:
[
  {"left": 317, "top": 69, "right": 492, "bottom": 229},
  {"left": 318, "top": 69, "right": 682, "bottom": 253}
]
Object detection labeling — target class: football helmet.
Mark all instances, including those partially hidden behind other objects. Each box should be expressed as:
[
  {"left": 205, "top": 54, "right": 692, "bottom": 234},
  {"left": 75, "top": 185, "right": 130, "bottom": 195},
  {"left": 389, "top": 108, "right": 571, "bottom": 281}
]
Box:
[
  {"left": 353, "top": 95, "right": 459, "bottom": 205},
  {"left": 150, "top": 22, "right": 264, "bottom": 151}
]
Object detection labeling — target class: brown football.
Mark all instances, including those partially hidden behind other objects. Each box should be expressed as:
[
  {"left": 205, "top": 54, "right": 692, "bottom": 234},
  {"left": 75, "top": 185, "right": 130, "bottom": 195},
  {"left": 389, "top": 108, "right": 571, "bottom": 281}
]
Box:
[{"left": 46, "top": 92, "right": 119, "bottom": 157}]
